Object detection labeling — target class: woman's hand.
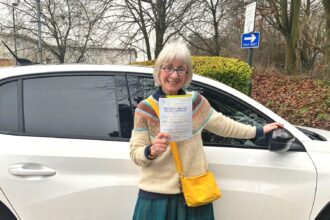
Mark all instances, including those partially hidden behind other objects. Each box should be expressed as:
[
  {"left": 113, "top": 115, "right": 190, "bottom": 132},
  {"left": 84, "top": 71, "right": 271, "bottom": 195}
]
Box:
[
  {"left": 150, "top": 132, "right": 170, "bottom": 157},
  {"left": 263, "top": 122, "right": 284, "bottom": 134}
]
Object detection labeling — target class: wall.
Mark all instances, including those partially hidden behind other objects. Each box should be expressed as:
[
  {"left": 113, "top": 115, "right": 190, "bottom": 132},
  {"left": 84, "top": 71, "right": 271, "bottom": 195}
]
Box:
[{"left": 0, "top": 33, "right": 137, "bottom": 65}]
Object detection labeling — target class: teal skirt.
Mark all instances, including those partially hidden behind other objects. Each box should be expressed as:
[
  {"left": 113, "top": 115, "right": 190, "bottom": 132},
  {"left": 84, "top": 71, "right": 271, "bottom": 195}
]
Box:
[{"left": 132, "top": 193, "right": 215, "bottom": 220}]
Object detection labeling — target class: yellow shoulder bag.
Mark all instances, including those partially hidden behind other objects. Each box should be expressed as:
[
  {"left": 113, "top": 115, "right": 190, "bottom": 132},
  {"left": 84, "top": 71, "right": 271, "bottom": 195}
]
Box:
[{"left": 146, "top": 96, "right": 221, "bottom": 207}]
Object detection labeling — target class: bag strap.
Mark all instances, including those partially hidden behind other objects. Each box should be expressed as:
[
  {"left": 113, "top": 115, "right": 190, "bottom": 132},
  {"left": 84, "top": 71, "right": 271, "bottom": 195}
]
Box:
[{"left": 146, "top": 97, "right": 184, "bottom": 176}]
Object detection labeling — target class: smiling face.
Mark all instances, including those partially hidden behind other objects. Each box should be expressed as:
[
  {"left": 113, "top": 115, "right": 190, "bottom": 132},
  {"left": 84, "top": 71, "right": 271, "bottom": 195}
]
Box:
[
  {"left": 159, "top": 60, "right": 187, "bottom": 95},
  {"left": 153, "top": 42, "right": 193, "bottom": 90}
]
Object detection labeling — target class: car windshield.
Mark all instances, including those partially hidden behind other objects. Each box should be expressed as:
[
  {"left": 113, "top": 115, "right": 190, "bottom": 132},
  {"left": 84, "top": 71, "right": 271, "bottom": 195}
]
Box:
[{"left": 296, "top": 127, "right": 327, "bottom": 141}]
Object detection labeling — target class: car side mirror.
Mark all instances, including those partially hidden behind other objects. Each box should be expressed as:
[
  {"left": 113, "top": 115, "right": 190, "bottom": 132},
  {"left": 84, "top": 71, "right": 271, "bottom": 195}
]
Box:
[{"left": 269, "top": 128, "right": 294, "bottom": 152}]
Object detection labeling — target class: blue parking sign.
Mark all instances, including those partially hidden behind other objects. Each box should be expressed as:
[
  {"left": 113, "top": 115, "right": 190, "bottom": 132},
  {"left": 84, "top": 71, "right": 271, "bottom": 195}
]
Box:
[{"left": 241, "top": 32, "right": 260, "bottom": 48}]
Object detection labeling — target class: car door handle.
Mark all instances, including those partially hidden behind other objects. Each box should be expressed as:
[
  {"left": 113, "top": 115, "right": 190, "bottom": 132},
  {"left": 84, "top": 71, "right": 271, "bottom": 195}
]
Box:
[{"left": 8, "top": 163, "right": 56, "bottom": 177}]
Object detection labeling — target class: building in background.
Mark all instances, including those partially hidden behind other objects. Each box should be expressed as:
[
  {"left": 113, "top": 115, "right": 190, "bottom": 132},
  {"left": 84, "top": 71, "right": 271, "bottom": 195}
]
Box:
[{"left": 0, "top": 33, "right": 137, "bottom": 66}]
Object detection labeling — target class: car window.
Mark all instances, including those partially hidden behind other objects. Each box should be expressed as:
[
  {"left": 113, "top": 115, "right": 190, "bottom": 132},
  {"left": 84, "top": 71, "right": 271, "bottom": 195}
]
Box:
[
  {"left": 115, "top": 75, "right": 134, "bottom": 138},
  {"left": 126, "top": 75, "right": 271, "bottom": 148},
  {"left": 0, "top": 81, "right": 19, "bottom": 132},
  {"left": 188, "top": 83, "right": 271, "bottom": 149},
  {"left": 125, "top": 75, "right": 155, "bottom": 138},
  {"left": 23, "top": 75, "right": 129, "bottom": 139},
  {"left": 127, "top": 75, "right": 155, "bottom": 110}
]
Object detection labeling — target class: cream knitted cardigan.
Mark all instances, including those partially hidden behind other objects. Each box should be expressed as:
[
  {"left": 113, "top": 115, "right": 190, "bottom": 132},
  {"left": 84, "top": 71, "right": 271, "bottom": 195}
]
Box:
[{"left": 129, "top": 90, "right": 257, "bottom": 194}]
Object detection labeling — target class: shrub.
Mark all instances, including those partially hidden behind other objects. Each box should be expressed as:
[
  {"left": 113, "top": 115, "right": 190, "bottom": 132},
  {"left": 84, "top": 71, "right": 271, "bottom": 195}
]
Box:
[
  {"left": 131, "top": 60, "right": 155, "bottom": 67},
  {"left": 132, "top": 56, "right": 252, "bottom": 94},
  {"left": 192, "top": 56, "right": 252, "bottom": 95}
]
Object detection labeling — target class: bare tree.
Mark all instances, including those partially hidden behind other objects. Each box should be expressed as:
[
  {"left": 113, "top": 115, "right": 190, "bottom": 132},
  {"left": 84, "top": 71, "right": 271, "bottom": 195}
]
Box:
[
  {"left": 259, "top": 0, "right": 301, "bottom": 74},
  {"left": 1, "top": 0, "right": 114, "bottom": 63},
  {"left": 118, "top": 0, "right": 196, "bottom": 60},
  {"left": 179, "top": 0, "right": 240, "bottom": 56},
  {"left": 121, "top": 0, "right": 153, "bottom": 60},
  {"left": 298, "top": 0, "right": 325, "bottom": 72},
  {"left": 323, "top": 0, "right": 330, "bottom": 79},
  {"left": 73, "top": 0, "right": 115, "bottom": 63}
]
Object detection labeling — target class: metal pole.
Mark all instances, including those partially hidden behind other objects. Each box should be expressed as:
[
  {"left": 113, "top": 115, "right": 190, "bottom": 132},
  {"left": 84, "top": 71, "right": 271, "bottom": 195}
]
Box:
[
  {"left": 244, "top": 1, "right": 256, "bottom": 96},
  {"left": 36, "top": 0, "right": 42, "bottom": 63},
  {"left": 12, "top": 3, "right": 18, "bottom": 61},
  {"left": 247, "top": 48, "right": 253, "bottom": 66},
  {"left": 247, "top": 48, "right": 253, "bottom": 96}
]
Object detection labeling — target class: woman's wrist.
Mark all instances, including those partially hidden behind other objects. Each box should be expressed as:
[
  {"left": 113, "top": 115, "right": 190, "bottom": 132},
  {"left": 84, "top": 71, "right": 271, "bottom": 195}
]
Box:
[
  {"left": 149, "top": 144, "right": 156, "bottom": 157},
  {"left": 144, "top": 144, "right": 155, "bottom": 160},
  {"left": 256, "top": 126, "right": 264, "bottom": 137}
]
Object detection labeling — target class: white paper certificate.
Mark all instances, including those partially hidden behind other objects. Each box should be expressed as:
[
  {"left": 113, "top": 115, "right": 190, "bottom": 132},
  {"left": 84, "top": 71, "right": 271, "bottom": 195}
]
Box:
[{"left": 159, "top": 95, "right": 192, "bottom": 141}]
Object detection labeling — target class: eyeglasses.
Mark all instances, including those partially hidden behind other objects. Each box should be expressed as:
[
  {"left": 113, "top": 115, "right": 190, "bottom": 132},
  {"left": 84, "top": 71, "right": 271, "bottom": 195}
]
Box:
[{"left": 162, "top": 66, "right": 187, "bottom": 75}]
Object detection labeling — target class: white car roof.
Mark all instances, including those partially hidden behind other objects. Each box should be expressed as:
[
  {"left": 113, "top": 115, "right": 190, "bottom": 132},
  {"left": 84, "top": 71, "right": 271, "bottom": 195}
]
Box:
[{"left": 0, "top": 64, "right": 154, "bottom": 79}]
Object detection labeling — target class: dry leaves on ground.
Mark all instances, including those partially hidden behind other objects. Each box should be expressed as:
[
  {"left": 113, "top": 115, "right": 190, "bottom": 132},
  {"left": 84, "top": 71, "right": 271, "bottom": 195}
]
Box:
[{"left": 252, "top": 71, "right": 330, "bottom": 130}]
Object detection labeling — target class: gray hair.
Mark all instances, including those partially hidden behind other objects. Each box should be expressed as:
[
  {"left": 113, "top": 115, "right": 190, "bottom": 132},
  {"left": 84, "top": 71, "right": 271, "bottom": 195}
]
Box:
[{"left": 153, "top": 41, "right": 193, "bottom": 88}]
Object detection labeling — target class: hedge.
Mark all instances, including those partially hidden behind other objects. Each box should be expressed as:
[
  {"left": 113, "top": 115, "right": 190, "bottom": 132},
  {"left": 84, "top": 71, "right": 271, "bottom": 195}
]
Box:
[{"left": 132, "top": 56, "right": 252, "bottom": 95}]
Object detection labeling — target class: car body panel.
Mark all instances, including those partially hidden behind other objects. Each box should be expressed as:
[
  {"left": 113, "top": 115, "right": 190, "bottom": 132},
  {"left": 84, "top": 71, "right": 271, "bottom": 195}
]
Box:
[
  {"left": 205, "top": 146, "right": 316, "bottom": 220},
  {"left": 0, "top": 134, "right": 139, "bottom": 220},
  {"left": 302, "top": 140, "right": 330, "bottom": 219},
  {"left": 1, "top": 135, "right": 318, "bottom": 220}
]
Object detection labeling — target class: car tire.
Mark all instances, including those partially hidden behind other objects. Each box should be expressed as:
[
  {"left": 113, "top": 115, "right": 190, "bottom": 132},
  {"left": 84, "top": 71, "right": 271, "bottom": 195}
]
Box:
[
  {"left": 0, "top": 201, "right": 16, "bottom": 220},
  {"left": 316, "top": 203, "right": 330, "bottom": 220}
]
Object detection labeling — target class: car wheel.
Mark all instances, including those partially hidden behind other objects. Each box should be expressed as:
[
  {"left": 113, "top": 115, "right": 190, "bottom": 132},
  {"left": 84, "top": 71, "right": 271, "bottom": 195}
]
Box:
[
  {"left": 0, "top": 201, "right": 17, "bottom": 220},
  {"left": 316, "top": 204, "right": 330, "bottom": 220}
]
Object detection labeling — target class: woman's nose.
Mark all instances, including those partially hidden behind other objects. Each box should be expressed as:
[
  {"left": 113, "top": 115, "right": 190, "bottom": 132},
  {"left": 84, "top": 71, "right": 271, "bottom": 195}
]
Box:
[{"left": 170, "top": 70, "right": 179, "bottom": 77}]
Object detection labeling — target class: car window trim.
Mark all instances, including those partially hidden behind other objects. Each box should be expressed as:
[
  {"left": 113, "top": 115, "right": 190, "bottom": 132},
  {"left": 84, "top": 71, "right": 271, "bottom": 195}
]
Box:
[
  {"left": 17, "top": 79, "right": 25, "bottom": 132},
  {"left": 0, "top": 79, "right": 20, "bottom": 133},
  {"left": 0, "top": 71, "right": 133, "bottom": 141}
]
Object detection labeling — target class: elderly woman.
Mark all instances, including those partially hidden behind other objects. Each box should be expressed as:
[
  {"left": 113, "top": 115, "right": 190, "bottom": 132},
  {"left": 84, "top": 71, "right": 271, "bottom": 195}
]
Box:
[{"left": 129, "top": 41, "right": 282, "bottom": 220}]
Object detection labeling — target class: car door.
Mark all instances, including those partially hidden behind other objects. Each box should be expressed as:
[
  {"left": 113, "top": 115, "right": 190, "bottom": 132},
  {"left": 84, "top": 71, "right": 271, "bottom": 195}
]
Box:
[
  {"left": 0, "top": 73, "right": 139, "bottom": 220},
  {"left": 188, "top": 82, "right": 317, "bottom": 220},
  {"left": 126, "top": 73, "right": 317, "bottom": 220}
]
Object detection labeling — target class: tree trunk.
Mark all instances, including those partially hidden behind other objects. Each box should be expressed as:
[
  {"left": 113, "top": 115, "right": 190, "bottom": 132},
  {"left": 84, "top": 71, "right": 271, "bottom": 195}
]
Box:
[
  {"left": 211, "top": 4, "right": 220, "bottom": 56},
  {"left": 323, "top": 0, "right": 330, "bottom": 79},
  {"left": 140, "top": 20, "right": 152, "bottom": 60},
  {"left": 137, "top": 0, "right": 152, "bottom": 60},
  {"left": 144, "top": 37, "right": 152, "bottom": 61},
  {"left": 59, "top": 47, "right": 66, "bottom": 63},
  {"left": 59, "top": 54, "right": 65, "bottom": 63},
  {"left": 154, "top": 0, "right": 166, "bottom": 58},
  {"left": 285, "top": 35, "right": 296, "bottom": 73},
  {"left": 284, "top": 0, "right": 301, "bottom": 74},
  {"left": 299, "top": 0, "right": 313, "bottom": 71},
  {"left": 154, "top": 31, "right": 165, "bottom": 58}
]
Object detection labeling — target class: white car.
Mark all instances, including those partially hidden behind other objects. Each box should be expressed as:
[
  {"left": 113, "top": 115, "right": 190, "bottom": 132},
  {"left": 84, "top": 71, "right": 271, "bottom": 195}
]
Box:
[{"left": 0, "top": 64, "right": 329, "bottom": 220}]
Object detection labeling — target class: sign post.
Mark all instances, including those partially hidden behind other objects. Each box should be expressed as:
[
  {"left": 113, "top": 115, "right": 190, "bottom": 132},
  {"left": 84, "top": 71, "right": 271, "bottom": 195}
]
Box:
[
  {"left": 242, "top": 1, "right": 257, "bottom": 96},
  {"left": 243, "top": 1, "right": 257, "bottom": 67}
]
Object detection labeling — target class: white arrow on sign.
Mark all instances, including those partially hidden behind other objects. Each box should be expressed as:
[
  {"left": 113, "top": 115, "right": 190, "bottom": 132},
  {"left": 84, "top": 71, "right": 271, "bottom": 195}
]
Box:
[{"left": 244, "top": 34, "right": 256, "bottom": 42}]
